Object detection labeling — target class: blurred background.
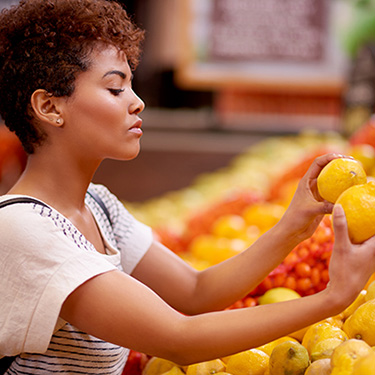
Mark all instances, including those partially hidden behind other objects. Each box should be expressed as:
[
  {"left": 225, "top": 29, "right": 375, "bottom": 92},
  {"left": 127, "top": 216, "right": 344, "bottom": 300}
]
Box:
[{"left": 1, "top": 0, "right": 375, "bottom": 202}]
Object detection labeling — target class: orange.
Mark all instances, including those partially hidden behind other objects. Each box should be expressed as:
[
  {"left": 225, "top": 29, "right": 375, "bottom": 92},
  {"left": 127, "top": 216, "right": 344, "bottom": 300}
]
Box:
[
  {"left": 317, "top": 158, "right": 367, "bottom": 203},
  {"left": 336, "top": 181, "right": 375, "bottom": 243}
]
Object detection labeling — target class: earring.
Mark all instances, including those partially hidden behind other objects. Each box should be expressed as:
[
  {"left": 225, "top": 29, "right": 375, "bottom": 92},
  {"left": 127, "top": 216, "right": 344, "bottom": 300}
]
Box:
[{"left": 56, "top": 118, "right": 62, "bottom": 125}]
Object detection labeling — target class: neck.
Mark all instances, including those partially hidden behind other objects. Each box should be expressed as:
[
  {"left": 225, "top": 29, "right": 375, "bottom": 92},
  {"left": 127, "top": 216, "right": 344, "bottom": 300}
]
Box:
[{"left": 7, "top": 147, "right": 102, "bottom": 214}]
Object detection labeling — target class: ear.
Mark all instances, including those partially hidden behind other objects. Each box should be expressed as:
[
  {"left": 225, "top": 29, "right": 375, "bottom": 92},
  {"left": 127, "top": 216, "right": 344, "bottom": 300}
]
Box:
[{"left": 30, "top": 89, "right": 64, "bottom": 127}]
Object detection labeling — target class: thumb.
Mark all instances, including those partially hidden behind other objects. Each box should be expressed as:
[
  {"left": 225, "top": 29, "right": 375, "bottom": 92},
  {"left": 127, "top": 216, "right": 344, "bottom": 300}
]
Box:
[{"left": 332, "top": 204, "right": 351, "bottom": 247}]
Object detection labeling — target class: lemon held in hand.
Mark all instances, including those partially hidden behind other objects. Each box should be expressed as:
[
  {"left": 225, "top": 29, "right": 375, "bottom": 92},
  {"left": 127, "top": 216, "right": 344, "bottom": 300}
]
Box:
[
  {"left": 317, "top": 158, "right": 367, "bottom": 203},
  {"left": 335, "top": 181, "right": 375, "bottom": 243}
]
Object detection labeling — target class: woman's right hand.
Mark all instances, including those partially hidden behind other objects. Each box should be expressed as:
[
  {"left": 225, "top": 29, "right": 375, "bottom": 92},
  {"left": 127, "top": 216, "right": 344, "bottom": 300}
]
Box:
[{"left": 327, "top": 204, "right": 375, "bottom": 309}]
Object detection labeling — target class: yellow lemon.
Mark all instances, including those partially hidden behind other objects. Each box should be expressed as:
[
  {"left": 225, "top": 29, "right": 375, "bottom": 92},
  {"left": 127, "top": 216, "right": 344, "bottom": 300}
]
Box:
[
  {"left": 349, "top": 144, "right": 375, "bottom": 175},
  {"left": 185, "top": 359, "right": 225, "bottom": 375},
  {"left": 335, "top": 181, "right": 375, "bottom": 243},
  {"left": 226, "top": 349, "right": 269, "bottom": 375},
  {"left": 161, "top": 367, "right": 185, "bottom": 375},
  {"left": 330, "top": 339, "right": 373, "bottom": 375},
  {"left": 352, "top": 351, "right": 375, "bottom": 374},
  {"left": 269, "top": 341, "right": 310, "bottom": 375},
  {"left": 310, "top": 337, "right": 344, "bottom": 362},
  {"left": 365, "top": 281, "right": 375, "bottom": 302},
  {"left": 257, "top": 336, "right": 298, "bottom": 356},
  {"left": 258, "top": 287, "right": 301, "bottom": 305},
  {"left": 143, "top": 358, "right": 179, "bottom": 375},
  {"left": 189, "top": 235, "right": 243, "bottom": 265},
  {"left": 304, "top": 358, "right": 331, "bottom": 375},
  {"left": 342, "top": 290, "right": 368, "bottom": 319},
  {"left": 211, "top": 214, "right": 247, "bottom": 239},
  {"left": 317, "top": 158, "right": 367, "bottom": 203},
  {"left": 242, "top": 203, "right": 285, "bottom": 232},
  {"left": 343, "top": 299, "right": 375, "bottom": 345},
  {"left": 302, "top": 322, "right": 348, "bottom": 355}
]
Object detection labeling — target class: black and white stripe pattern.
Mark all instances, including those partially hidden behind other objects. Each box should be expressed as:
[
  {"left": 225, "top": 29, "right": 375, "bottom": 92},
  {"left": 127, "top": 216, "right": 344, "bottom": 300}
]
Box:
[{"left": 6, "top": 324, "right": 128, "bottom": 374}]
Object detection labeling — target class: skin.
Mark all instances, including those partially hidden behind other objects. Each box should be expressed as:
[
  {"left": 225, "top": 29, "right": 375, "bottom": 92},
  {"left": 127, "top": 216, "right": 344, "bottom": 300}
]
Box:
[{"left": 7, "top": 45, "right": 375, "bottom": 365}]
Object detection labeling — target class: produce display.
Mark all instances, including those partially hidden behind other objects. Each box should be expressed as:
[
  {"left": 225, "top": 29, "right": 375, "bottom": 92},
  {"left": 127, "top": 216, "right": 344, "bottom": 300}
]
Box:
[{"left": 121, "top": 119, "right": 375, "bottom": 375}]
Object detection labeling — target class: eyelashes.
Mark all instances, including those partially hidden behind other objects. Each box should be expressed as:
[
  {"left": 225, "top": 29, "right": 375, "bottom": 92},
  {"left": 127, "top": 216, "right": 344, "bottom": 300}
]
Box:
[{"left": 108, "top": 88, "right": 125, "bottom": 96}]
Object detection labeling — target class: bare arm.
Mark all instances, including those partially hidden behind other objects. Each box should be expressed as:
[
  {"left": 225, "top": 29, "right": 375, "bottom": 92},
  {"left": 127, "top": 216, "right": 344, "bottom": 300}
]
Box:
[
  {"left": 131, "top": 154, "right": 338, "bottom": 314},
  {"left": 60, "top": 205, "right": 375, "bottom": 365}
]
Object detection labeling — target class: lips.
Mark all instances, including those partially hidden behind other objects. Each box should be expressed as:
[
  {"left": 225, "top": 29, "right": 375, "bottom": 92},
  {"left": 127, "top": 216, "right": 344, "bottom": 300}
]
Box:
[{"left": 128, "top": 119, "right": 143, "bottom": 135}]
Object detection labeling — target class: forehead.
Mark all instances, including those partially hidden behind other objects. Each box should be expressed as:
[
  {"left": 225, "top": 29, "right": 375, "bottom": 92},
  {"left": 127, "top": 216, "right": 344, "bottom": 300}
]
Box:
[{"left": 88, "top": 45, "right": 131, "bottom": 74}]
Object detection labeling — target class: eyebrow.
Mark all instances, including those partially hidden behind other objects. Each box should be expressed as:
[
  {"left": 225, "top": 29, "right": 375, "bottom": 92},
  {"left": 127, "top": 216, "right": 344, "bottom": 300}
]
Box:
[{"left": 102, "top": 70, "right": 133, "bottom": 80}]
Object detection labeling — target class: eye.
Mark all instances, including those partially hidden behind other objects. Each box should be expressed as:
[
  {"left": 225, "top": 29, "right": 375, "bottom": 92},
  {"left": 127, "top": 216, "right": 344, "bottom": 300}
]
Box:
[{"left": 108, "top": 88, "right": 125, "bottom": 96}]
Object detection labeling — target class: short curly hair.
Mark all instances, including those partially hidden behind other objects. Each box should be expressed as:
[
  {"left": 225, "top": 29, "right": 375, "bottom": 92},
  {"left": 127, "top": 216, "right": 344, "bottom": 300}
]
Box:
[{"left": 0, "top": 0, "right": 145, "bottom": 154}]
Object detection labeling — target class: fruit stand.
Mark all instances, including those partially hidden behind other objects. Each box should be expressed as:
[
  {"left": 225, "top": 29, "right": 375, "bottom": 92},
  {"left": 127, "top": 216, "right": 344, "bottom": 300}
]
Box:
[{"left": 121, "top": 118, "right": 375, "bottom": 375}]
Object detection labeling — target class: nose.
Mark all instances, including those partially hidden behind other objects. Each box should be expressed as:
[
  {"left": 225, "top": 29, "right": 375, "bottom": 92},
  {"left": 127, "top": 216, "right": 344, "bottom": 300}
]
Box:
[{"left": 129, "top": 89, "right": 145, "bottom": 115}]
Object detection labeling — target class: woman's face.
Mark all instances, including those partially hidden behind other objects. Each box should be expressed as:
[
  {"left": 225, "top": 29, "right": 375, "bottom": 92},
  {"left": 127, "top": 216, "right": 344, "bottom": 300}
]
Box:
[{"left": 59, "top": 45, "right": 145, "bottom": 162}]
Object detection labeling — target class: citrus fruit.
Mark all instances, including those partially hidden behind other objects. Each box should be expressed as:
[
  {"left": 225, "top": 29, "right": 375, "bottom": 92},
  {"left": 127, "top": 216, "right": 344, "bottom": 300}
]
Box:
[
  {"left": 352, "top": 351, "right": 375, "bottom": 374},
  {"left": 161, "top": 367, "right": 185, "bottom": 375},
  {"left": 258, "top": 287, "right": 301, "bottom": 305},
  {"left": 317, "top": 158, "right": 367, "bottom": 203},
  {"left": 211, "top": 214, "right": 247, "bottom": 239},
  {"left": 185, "top": 359, "right": 225, "bottom": 375},
  {"left": 269, "top": 341, "right": 310, "bottom": 375},
  {"left": 142, "top": 357, "right": 178, "bottom": 375},
  {"left": 257, "top": 336, "right": 298, "bottom": 356},
  {"left": 302, "top": 322, "right": 348, "bottom": 355},
  {"left": 330, "top": 339, "right": 373, "bottom": 375},
  {"left": 365, "top": 281, "right": 375, "bottom": 302},
  {"left": 335, "top": 181, "right": 375, "bottom": 243},
  {"left": 226, "top": 349, "right": 269, "bottom": 375},
  {"left": 242, "top": 203, "right": 285, "bottom": 232},
  {"left": 342, "top": 290, "right": 367, "bottom": 319},
  {"left": 349, "top": 144, "right": 375, "bottom": 175},
  {"left": 343, "top": 299, "right": 375, "bottom": 345},
  {"left": 304, "top": 358, "right": 331, "bottom": 375},
  {"left": 310, "top": 337, "right": 344, "bottom": 362}
]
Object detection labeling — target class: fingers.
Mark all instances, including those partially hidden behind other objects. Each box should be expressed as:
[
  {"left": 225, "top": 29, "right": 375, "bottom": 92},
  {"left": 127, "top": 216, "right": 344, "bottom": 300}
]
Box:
[
  {"left": 332, "top": 204, "right": 350, "bottom": 248},
  {"left": 305, "top": 153, "right": 343, "bottom": 180}
]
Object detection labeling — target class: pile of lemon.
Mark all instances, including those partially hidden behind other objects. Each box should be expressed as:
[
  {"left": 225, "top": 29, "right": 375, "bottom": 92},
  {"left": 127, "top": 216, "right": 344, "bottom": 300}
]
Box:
[{"left": 142, "top": 281, "right": 375, "bottom": 375}]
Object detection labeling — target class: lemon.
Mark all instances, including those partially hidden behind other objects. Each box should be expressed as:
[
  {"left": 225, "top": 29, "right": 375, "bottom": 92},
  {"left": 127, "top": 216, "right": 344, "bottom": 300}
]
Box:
[
  {"left": 226, "top": 349, "right": 269, "bottom": 375},
  {"left": 302, "top": 322, "right": 348, "bottom": 355},
  {"left": 143, "top": 357, "right": 178, "bottom": 375},
  {"left": 242, "top": 203, "right": 285, "bottom": 232},
  {"left": 269, "top": 341, "right": 310, "bottom": 375},
  {"left": 343, "top": 299, "right": 375, "bottom": 345},
  {"left": 304, "top": 358, "right": 331, "bottom": 375},
  {"left": 317, "top": 158, "right": 367, "bottom": 203},
  {"left": 335, "top": 181, "right": 375, "bottom": 243},
  {"left": 257, "top": 336, "right": 298, "bottom": 357},
  {"left": 211, "top": 214, "right": 247, "bottom": 239},
  {"left": 330, "top": 339, "right": 373, "bottom": 375},
  {"left": 185, "top": 359, "right": 225, "bottom": 375},
  {"left": 349, "top": 144, "right": 375, "bottom": 175},
  {"left": 161, "top": 367, "right": 185, "bottom": 375},
  {"left": 342, "top": 290, "right": 367, "bottom": 319},
  {"left": 189, "top": 235, "right": 243, "bottom": 265},
  {"left": 310, "top": 337, "right": 344, "bottom": 362},
  {"left": 352, "top": 351, "right": 375, "bottom": 374},
  {"left": 258, "top": 287, "right": 301, "bottom": 305},
  {"left": 365, "top": 281, "right": 375, "bottom": 302}
]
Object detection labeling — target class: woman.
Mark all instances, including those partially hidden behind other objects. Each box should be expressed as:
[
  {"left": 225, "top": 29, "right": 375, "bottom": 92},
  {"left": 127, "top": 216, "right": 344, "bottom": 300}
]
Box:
[{"left": 0, "top": 1, "right": 375, "bottom": 374}]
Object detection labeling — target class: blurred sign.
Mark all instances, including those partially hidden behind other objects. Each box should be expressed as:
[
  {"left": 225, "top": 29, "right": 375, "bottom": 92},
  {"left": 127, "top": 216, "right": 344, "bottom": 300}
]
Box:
[
  {"left": 210, "top": 0, "right": 326, "bottom": 62},
  {"left": 176, "top": 0, "right": 348, "bottom": 94}
]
